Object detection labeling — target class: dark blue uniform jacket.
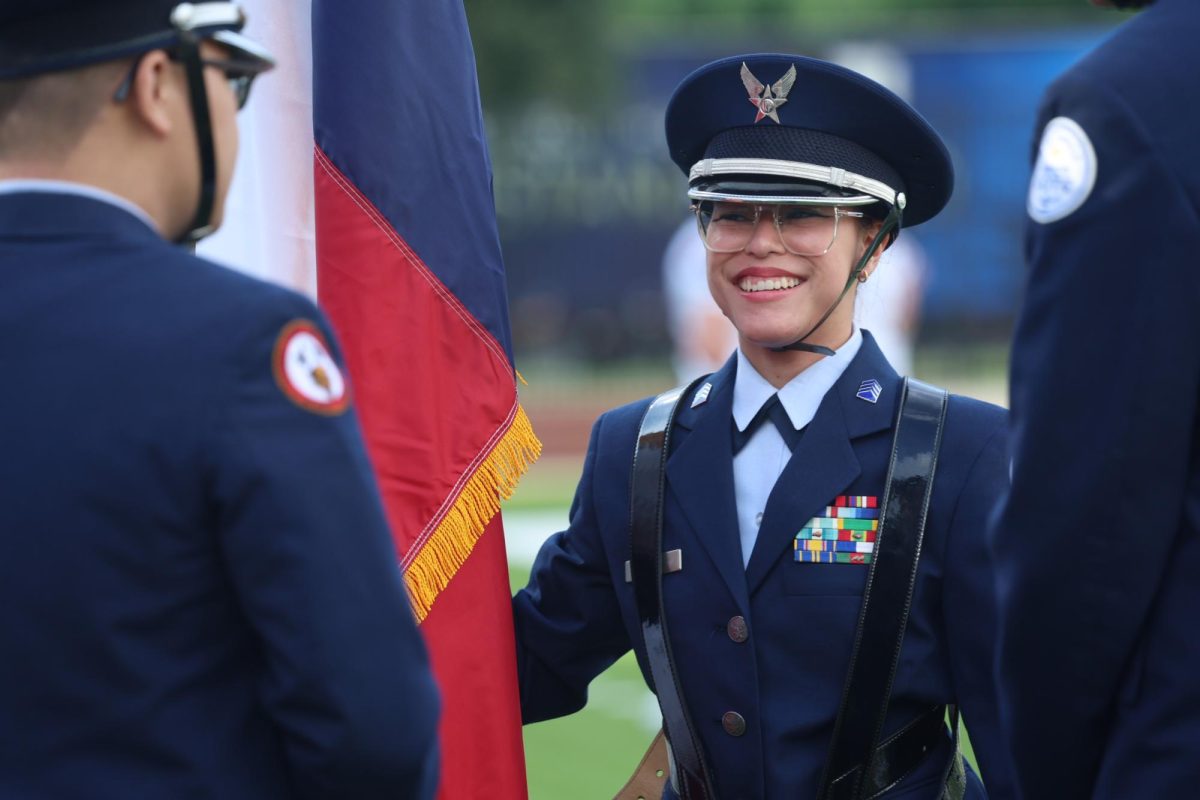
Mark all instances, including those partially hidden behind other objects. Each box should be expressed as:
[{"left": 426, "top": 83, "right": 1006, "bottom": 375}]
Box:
[
  {"left": 515, "top": 334, "right": 1015, "bottom": 799},
  {"left": 0, "top": 192, "right": 439, "bottom": 800},
  {"left": 993, "top": 0, "right": 1200, "bottom": 797}
]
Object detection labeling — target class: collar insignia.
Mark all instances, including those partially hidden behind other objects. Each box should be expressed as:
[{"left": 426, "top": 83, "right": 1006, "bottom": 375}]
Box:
[
  {"left": 691, "top": 382, "right": 713, "bottom": 408},
  {"left": 740, "top": 62, "right": 797, "bottom": 124},
  {"left": 856, "top": 379, "right": 883, "bottom": 404}
]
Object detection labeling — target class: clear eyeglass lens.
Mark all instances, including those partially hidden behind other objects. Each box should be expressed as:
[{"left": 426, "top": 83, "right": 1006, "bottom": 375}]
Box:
[
  {"left": 695, "top": 201, "right": 843, "bottom": 256},
  {"left": 228, "top": 74, "right": 252, "bottom": 109}
]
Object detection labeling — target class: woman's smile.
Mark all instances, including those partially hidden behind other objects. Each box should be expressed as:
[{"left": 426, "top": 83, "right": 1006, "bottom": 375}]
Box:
[{"left": 733, "top": 267, "right": 806, "bottom": 297}]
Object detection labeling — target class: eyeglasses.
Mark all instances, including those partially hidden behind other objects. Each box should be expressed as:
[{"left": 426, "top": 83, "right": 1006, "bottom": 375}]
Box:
[
  {"left": 693, "top": 201, "right": 865, "bottom": 257},
  {"left": 195, "top": 56, "right": 266, "bottom": 110},
  {"left": 112, "top": 50, "right": 267, "bottom": 111}
]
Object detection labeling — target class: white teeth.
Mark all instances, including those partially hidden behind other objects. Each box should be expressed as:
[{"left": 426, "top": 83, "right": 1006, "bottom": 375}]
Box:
[{"left": 738, "top": 276, "right": 801, "bottom": 292}]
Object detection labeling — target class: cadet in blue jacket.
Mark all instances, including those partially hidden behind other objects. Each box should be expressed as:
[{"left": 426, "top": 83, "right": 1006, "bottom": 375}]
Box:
[
  {"left": 0, "top": 2, "right": 439, "bottom": 798},
  {"left": 991, "top": 1, "right": 1200, "bottom": 797},
  {"left": 514, "top": 54, "right": 1014, "bottom": 799}
]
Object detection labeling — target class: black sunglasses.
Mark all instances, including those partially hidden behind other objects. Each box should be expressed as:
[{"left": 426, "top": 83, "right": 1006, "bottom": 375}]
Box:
[
  {"left": 113, "top": 50, "right": 267, "bottom": 111},
  {"left": 195, "top": 56, "right": 266, "bottom": 110}
]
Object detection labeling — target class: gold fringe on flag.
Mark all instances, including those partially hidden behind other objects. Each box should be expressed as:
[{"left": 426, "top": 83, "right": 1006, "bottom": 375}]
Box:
[{"left": 404, "top": 402, "right": 542, "bottom": 622}]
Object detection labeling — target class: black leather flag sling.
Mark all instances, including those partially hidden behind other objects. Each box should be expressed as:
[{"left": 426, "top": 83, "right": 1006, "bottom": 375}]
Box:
[
  {"left": 817, "top": 378, "right": 964, "bottom": 800},
  {"left": 629, "top": 378, "right": 715, "bottom": 799}
]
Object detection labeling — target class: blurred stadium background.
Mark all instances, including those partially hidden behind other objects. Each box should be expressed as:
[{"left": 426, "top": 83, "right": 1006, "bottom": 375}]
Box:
[{"left": 468, "top": 0, "right": 1121, "bottom": 794}]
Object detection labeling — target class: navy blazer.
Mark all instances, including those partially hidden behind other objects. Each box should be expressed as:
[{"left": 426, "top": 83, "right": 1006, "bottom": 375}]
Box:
[
  {"left": 515, "top": 333, "right": 1014, "bottom": 798},
  {"left": 0, "top": 192, "right": 439, "bottom": 799},
  {"left": 993, "top": 1, "right": 1200, "bottom": 797}
]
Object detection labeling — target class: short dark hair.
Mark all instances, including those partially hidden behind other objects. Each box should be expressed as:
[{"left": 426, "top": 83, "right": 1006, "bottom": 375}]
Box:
[{"left": 0, "top": 60, "right": 127, "bottom": 159}]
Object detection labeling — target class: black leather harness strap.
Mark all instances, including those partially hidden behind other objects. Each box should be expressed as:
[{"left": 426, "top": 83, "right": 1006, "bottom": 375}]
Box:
[
  {"left": 629, "top": 377, "right": 714, "bottom": 800},
  {"left": 819, "top": 378, "right": 959, "bottom": 800}
]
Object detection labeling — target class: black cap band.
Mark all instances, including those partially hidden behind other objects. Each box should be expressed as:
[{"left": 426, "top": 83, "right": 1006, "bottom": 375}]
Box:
[
  {"left": 0, "top": 1, "right": 246, "bottom": 78},
  {"left": 665, "top": 54, "right": 953, "bottom": 227},
  {"left": 702, "top": 127, "right": 906, "bottom": 199}
]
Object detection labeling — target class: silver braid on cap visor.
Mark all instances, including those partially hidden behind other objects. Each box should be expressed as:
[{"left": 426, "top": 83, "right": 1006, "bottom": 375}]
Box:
[
  {"left": 170, "top": 2, "right": 246, "bottom": 31},
  {"left": 171, "top": 2, "right": 275, "bottom": 65},
  {"left": 688, "top": 158, "right": 905, "bottom": 209}
]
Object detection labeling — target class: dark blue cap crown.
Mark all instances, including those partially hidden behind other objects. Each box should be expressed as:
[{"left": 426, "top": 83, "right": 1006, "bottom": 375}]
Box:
[
  {"left": 665, "top": 53, "right": 953, "bottom": 227},
  {"left": 0, "top": 1, "right": 246, "bottom": 78}
]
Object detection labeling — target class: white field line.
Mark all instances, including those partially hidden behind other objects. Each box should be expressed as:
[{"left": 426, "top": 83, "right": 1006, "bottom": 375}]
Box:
[
  {"left": 503, "top": 509, "right": 570, "bottom": 564},
  {"left": 505, "top": 508, "right": 660, "bottom": 735}
]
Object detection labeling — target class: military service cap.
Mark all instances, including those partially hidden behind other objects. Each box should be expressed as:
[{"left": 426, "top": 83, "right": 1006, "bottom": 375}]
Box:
[
  {"left": 665, "top": 53, "right": 954, "bottom": 227},
  {"left": 0, "top": 0, "right": 269, "bottom": 79}
]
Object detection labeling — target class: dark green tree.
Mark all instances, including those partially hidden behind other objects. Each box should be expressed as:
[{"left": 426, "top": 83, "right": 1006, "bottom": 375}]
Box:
[{"left": 465, "top": 0, "right": 613, "bottom": 115}]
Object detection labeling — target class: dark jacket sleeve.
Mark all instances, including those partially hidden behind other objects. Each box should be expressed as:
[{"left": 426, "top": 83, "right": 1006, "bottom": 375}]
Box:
[
  {"left": 208, "top": 292, "right": 441, "bottom": 800},
  {"left": 992, "top": 74, "right": 1200, "bottom": 799},
  {"left": 512, "top": 410, "right": 634, "bottom": 724},
  {"left": 940, "top": 412, "right": 1016, "bottom": 799}
]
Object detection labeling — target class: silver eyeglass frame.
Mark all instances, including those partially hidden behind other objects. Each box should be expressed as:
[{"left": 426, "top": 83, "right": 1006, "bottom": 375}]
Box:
[{"left": 691, "top": 200, "right": 866, "bottom": 257}]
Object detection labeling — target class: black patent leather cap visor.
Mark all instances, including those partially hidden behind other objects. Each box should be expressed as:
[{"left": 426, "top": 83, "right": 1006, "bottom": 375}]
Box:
[{"left": 209, "top": 29, "right": 275, "bottom": 71}]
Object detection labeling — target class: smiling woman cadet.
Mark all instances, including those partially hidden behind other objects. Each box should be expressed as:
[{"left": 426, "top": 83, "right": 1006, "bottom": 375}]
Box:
[{"left": 512, "top": 54, "right": 1014, "bottom": 800}]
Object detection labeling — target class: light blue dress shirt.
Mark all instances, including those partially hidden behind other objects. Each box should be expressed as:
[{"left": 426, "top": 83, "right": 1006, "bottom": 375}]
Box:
[{"left": 731, "top": 327, "right": 863, "bottom": 566}]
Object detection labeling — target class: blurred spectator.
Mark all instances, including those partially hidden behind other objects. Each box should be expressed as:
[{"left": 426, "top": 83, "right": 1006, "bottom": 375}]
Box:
[
  {"left": 830, "top": 41, "right": 928, "bottom": 377},
  {"left": 853, "top": 233, "right": 928, "bottom": 376},
  {"left": 661, "top": 214, "right": 738, "bottom": 383}
]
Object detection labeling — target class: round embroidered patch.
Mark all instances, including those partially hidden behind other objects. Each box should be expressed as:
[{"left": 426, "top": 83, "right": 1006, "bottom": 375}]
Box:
[
  {"left": 1027, "top": 116, "right": 1098, "bottom": 224},
  {"left": 272, "top": 320, "right": 350, "bottom": 415}
]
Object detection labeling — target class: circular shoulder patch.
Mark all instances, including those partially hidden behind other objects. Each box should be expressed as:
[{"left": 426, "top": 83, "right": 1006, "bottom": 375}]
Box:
[
  {"left": 1027, "top": 116, "right": 1098, "bottom": 224},
  {"left": 272, "top": 320, "right": 350, "bottom": 415}
]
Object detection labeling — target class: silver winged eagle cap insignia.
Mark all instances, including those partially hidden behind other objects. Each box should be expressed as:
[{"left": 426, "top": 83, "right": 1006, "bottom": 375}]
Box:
[{"left": 740, "top": 62, "right": 796, "bottom": 124}]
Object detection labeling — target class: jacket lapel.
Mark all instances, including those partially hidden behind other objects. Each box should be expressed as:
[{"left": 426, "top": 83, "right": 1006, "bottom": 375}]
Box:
[
  {"left": 665, "top": 356, "right": 751, "bottom": 612},
  {"left": 743, "top": 332, "right": 899, "bottom": 595}
]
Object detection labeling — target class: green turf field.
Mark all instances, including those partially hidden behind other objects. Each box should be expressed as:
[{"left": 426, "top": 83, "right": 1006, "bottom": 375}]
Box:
[{"left": 510, "top": 561, "right": 659, "bottom": 798}]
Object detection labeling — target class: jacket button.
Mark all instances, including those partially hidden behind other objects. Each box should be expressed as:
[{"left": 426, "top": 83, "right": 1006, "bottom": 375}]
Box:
[
  {"left": 722, "top": 711, "right": 746, "bottom": 737},
  {"left": 726, "top": 616, "right": 749, "bottom": 643}
]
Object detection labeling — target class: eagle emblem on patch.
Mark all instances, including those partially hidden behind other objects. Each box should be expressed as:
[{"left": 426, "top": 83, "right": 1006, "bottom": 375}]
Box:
[
  {"left": 272, "top": 320, "right": 350, "bottom": 415},
  {"left": 740, "top": 62, "right": 797, "bottom": 124}
]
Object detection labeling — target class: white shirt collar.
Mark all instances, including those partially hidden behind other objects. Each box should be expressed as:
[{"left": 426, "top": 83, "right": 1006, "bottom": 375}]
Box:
[
  {"left": 0, "top": 179, "right": 158, "bottom": 232},
  {"left": 733, "top": 327, "right": 864, "bottom": 433}
]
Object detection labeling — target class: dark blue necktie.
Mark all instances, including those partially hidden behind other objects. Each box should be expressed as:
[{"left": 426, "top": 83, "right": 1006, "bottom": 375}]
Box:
[{"left": 732, "top": 393, "right": 802, "bottom": 455}]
